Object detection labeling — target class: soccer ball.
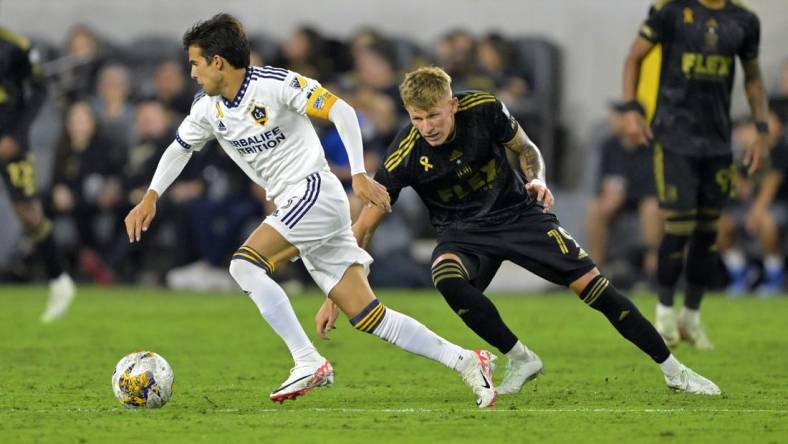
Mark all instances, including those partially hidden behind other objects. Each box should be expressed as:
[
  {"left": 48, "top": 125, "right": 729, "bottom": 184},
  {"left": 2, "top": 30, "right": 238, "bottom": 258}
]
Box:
[{"left": 112, "top": 351, "right": 174, "bottom": 409}]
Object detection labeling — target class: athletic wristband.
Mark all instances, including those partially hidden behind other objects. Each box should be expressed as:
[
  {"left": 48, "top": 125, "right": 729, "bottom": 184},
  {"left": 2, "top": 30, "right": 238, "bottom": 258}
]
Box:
[
  {"left": 618, "top": 100, "right": 646, "bottom": 116},
  {"left": 755, "top": 121, "right": 769, "bottom": 134}
]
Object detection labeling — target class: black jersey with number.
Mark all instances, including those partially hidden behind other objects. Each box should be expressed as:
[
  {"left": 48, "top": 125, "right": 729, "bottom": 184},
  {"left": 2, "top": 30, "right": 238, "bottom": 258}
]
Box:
[
  {"left": 0, "top": 27, "right": 44, "bottom": 140},
  {"left": 374, "top": 91, "right": 535, "bottom": 233},
  {"left": 639, "top": 0, "right": 760, "bottom": 156}
]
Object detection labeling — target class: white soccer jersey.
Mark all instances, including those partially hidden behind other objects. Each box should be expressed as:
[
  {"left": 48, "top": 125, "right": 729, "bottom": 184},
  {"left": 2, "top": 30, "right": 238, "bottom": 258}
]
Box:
[{"left": 175, "top": 66, "right": 339, "bottom": 200}]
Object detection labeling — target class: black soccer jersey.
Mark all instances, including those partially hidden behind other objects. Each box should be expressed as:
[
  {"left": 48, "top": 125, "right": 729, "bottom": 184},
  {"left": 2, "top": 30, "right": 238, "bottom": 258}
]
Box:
[
  {"left": 0, "top": 27, "right": 44, "bottom": 141},
  {"left": 639, "top": 0, "right": 760, "bottom": 156},
  {"left": 374, "top": 91, "right": 534, "bottom": 233}
]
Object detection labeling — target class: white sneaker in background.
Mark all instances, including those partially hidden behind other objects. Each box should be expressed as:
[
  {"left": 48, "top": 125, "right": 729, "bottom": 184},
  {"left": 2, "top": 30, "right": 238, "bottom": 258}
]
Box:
[
  {"left": 166, "top": 261, "right": 236, "bottom": 292},
  {"left": 655, "top": 304, "right": 680, "bottom": 347},
  {"left": 678, "top": 312, "right": 714, "bottom": 351},
  {"left": 41, "top": 273, "right": 76, "bottom": 323}
]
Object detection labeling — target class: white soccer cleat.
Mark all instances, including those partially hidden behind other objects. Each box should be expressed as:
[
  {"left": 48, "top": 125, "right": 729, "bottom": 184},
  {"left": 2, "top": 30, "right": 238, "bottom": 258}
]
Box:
[
  {"left": 41, "top": 273, "right": 76, "bottom": 323},
  {"left": 497, "top": 349, "right": 543, "bottom": 395},
  {"left": 461, "top": 349, "right": 497, "bottom": 408},
  {"left": 664, "top": 365, "right": 721, "bottom": 395},
  {"left": 269, "top": 360, "right": 334, "bottom": 403},
  {"left": 655, "top": 306, "right": 680, "bottom": 347},
  {"left": 678, "top": 318, "right": 714, "bottom": 351}
]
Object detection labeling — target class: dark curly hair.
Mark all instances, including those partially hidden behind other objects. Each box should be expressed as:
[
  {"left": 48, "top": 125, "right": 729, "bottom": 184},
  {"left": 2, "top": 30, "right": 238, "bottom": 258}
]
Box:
[{"left": 182, "top": 13, "right": 250, "bottom": 68}]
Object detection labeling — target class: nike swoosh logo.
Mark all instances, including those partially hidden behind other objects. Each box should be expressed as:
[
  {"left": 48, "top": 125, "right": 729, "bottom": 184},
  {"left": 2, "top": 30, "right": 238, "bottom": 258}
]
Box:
[
  {"left": 457, "top": 308, "right": 470, "bottom": 315},
  {"left": 480, "top": 370, "right": 491, "bottom": 389},
  {"left": 271, "top": 374, "right": 311, "bottom": 394}
]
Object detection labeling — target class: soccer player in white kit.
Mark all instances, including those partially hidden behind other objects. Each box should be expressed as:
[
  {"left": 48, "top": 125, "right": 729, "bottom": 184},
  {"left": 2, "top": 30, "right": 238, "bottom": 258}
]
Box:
[{"left": 124, "top": 13, "right": 497, "bottom": 408}]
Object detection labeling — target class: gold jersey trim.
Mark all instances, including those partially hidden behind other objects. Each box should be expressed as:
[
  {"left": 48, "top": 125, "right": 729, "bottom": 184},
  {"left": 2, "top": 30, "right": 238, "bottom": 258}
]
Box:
[{"left": 384, "top": 127, "right": 421, "bottom": 172}]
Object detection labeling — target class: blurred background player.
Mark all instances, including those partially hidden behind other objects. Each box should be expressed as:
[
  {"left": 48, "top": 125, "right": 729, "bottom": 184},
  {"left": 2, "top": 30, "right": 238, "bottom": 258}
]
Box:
[
  {"left": 585, "top": 102, "right": 661, "bottom": 288},
  {"left": 0, "top": 25, "right": 75, "bottom": 322},
  {"left": 718, "top": 111, "right": 787, "bottom": 296},
  {"left": 621, "top": 0, "right": 770, "bottom": 350}
]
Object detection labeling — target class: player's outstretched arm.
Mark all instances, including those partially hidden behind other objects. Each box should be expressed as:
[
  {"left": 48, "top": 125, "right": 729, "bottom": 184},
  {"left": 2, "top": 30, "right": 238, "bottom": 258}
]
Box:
[
  {"left": 621, "top": 36, "right": 655, "bottom": 147},
  {"left": 742, "top": 58, "right": 770, "bottom": 175},
  {"left": 504, "top": 125, "right": 554, "bottom": 212},
  {"left": 124, "top": 190, "right": 158, "bottom": 243},
  {"left": 326, "top": 98, "right": 391, "bottom": 211},
  {"left": 315, "top": 298, "right": 339, "bottom": 340},
  {"left": 351, "top": 174, "right": 391, "bottom": 213},
  {"left": 124, "top": 141, "right": 193, "bottom": 242},
  {"left": 352, "top": 204, "right": 387, "bottom": 249}
]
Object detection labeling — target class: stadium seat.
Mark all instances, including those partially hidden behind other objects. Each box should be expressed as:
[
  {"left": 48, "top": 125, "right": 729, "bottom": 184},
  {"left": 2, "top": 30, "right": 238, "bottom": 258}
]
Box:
[{"left": 510, "top": 37, "right": 563, "bottom": 182}]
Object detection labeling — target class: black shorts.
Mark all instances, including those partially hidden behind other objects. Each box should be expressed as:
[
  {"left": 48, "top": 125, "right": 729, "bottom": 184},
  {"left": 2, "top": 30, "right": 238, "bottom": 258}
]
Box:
[
  {"left": 653, "top": 143, "right": 734, "bottom": 212},
  {"left": 0, "top": 136, "right": 37, "bottom": 202},
  {"left": 432, "top": 209, "right": 596, "bottom": 290}
]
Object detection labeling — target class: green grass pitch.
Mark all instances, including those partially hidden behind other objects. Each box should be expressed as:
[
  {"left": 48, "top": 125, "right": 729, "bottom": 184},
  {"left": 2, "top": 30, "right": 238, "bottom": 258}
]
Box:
[{"left": 1, "top": 286, "right": 786, "bottom": 443}]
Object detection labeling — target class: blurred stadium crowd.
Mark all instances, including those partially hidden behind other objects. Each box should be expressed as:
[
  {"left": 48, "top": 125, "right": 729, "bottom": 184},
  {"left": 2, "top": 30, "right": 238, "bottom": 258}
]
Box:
[{"left": 1, "top": 23, "right": 788, "bottom": 295}]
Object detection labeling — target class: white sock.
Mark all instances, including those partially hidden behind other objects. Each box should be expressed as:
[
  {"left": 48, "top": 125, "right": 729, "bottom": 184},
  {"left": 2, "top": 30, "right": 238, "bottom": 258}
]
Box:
[
  {"left": 370, "top": 307, "right": 472, "bottom": 371},
  {"left": 679, "top": 306, "right": 700, "bottom": 325},
  {"left": 505, "top": 341, "right": 530, "bottom": 360},
  {"left": 229, "top": 259, "right": 321, "bottom": 366},
  {"left": 723, "top": 249, "right": 746, "bottom": 270},
  {"left": 764, "top": 254, "right": 783, "bottom": 272},
  {"left": 656, "top": 303, "right": 675, "bottom": 317},
  {"left": 659, "top": 354, "right": 683, "bottom": 377}
]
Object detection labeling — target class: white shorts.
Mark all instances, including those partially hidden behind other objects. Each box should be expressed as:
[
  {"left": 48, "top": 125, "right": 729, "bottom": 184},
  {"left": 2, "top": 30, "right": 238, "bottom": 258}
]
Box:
[{"left": 264, "top": 171, "right": 373, "bottom": 294}]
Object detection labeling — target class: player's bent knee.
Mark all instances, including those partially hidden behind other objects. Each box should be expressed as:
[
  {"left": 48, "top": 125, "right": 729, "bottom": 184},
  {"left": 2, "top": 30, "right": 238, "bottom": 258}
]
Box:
[
  {"left": 431, "top": 253, "right": 463, "bottom": 268},
  {"left": 348, "top": 299, "right": 386, "bottom": 333},
  {"left": 229, "top": 245, "right": 275, "bottom": 281},
  {"left": 569, "top": 268, "right": 600, "bottom": 294},
  {"left": 431, "top": 257, "right": 469, "bottom": 288},
  {"left": 577, "top": 274, "right": 612, "bottom": 306}
]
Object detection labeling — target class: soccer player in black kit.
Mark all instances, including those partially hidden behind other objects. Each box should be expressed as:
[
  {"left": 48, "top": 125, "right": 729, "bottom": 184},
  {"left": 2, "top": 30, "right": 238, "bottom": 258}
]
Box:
[
  {"left": 315, "top": 66, "right": 721, "bottom": 396},
  {"left": 621, "top": 0, "right": 769, "bottom": 350},
  {"left": 0, "top": 27, "right": 75, "bottom": 321}
]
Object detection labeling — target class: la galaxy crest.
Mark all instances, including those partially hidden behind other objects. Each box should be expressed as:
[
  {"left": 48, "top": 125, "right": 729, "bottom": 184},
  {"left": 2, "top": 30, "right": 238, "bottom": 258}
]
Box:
[{"left": 249, "top": 102, "right": 268, "bottom": 126}]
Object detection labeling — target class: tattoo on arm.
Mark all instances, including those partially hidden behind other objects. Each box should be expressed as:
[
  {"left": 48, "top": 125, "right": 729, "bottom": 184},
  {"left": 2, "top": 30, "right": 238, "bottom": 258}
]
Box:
[
  {"left": 503, "top": 125, "right": 546, "bottom": 182},
  {"left": 743, "top": 58, "right": 769, "bottom": 123}
]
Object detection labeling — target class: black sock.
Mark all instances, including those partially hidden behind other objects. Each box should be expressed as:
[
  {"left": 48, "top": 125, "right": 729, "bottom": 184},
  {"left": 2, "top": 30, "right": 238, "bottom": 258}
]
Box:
[
  {"left": 656, "top": 233, "right": 690, "bottom": 306},
  {"left": 657, "top": 285, "right": 675, "bottom": 307},
  {"left": 435, "top": 277, "right": 518, "bottom": 354},
  {"left": 684, "top": 283, "right": 704, "bottom": 310},
  {"left": 30, "top": 221, "right": 64, "bottom": 280},
  {"left": 579, "top": 275, "right": 670, "bottom": 363}
]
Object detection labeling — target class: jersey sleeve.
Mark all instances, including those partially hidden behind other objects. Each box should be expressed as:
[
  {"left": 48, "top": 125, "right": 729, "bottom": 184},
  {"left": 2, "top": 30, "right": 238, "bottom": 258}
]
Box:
[
  {"left": 493, "top": 99, "right": 520, "bottom": 144},
  {"left": 174, "top": 93, "right": 213, "bottom": 152},
  {"left": 738, "top": 13, "right": 760, "bottom": 61},
  {"left": 279, "top": 69, "right": 339, "bottom": 120},
  {"left": 639, "top": 3, "right": 673, "bottom": 43},
  {"left": 374, "top": 126, "right": 415, "bottom": 205},
  {"left": 373, "top": 164, "right": 407, "bottom": 206}
]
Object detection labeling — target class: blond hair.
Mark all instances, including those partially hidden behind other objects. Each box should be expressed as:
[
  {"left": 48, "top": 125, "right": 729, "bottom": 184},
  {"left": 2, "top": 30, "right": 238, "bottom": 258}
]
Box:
[{"left": 399, "top": 66, "right": 453, "bottom": 110}]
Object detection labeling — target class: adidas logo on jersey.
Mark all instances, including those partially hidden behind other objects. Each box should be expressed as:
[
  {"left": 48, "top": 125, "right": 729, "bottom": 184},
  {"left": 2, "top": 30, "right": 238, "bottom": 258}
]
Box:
[{"left": 217, "top": 120, "right": 227, "bottom": 132}]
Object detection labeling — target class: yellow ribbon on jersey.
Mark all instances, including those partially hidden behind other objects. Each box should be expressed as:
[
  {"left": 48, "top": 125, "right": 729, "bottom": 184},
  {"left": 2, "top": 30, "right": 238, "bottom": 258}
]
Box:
[{"left": 420, "top": 156, "right": 433, "bottom": 172}]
